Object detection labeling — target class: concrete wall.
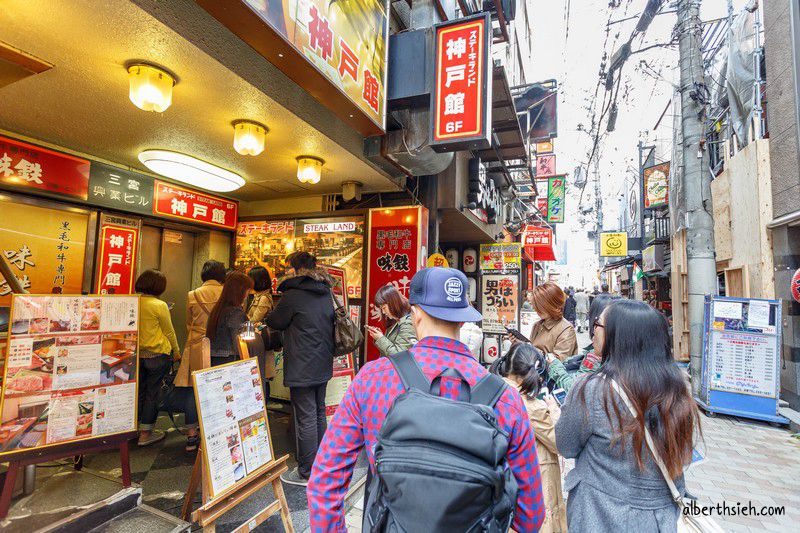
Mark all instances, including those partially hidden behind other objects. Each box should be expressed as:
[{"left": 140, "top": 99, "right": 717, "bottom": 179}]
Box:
[
  {"left": 709, "top": 139, "right": 775, "bottom": 299},
  {"left": 765, "top": 0, "right": 800, "bottom": 215},
  {"left": 239, "top": 196, "right": 324, "bottom": 218},
  {"left": 764, "top": 0, "right": 800, "bottom": 409}
]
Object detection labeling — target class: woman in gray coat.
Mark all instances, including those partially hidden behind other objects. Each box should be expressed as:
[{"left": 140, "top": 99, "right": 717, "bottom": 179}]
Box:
[{"left": 555, "top": 300, "right": 700, "bottom": 532}]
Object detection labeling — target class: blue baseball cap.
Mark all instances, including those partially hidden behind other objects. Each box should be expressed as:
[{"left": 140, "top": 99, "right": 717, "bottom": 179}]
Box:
[{"left": 409, "top": 267, "right": 482, "bottom": 323}]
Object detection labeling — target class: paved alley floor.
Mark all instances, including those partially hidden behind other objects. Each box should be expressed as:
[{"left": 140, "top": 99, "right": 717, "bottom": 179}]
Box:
[
  {"left": 684, "top": 413, "right": 800, "bottom": 532},
  {"left": 343, "top": 412, "right": 800, "bottom": 533}
]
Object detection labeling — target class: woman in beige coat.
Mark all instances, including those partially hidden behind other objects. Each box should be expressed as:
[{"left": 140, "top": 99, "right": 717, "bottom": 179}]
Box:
[
  {"left": 491, "top": 343, "right": 567, "bottom": 533},
  {"left": 175, "top": 260, "right": 225, "bottom": 450}
]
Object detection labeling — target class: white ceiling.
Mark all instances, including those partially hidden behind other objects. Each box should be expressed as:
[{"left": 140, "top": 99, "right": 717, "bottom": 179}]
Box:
[{"left": 0, "top": 0, "right": 399, "bottom": 201}]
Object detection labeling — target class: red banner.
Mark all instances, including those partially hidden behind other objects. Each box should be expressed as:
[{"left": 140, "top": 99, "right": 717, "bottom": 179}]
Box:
[
  {"left": 366, "top": 206, "right": 427, "bottom": 362},
  {"left": 96, "top": 221, "right": 139, "bottom": 294},
  {"left": 431, "top": 14, "right": 490, "bottom": 148},
  {"left": 153, "top": 181, "right": 238, "bottom": 230},
  {"left": 0, "top": 135, "right": 90, "bottom": 200}
]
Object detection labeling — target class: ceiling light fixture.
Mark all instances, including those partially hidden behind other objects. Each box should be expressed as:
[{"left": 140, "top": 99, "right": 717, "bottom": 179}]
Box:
[
  {"left": 296, "top": 156, "right": 324, "bottom": 185},
  {"left": 138, "top": 150, "right": 245, "bottom": 192},
  {"left": 127, "top": 63, "right": 176, "bottom": 113},
  {"left": 232, "top": 120, "right": 268, "bottom": 156}
]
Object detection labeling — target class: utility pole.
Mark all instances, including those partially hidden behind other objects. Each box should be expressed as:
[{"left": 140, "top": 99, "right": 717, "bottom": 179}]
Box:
[{"left": 677, "top": 0, "right": 717, "bottom": 395}]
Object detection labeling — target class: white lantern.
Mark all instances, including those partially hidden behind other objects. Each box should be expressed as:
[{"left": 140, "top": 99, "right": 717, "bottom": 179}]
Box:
[{"left": 463, "top": 248, "right": 477, "bottom": 273}]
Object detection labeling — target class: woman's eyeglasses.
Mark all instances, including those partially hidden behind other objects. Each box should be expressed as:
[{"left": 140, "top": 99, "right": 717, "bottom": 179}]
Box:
[{"left": 594, "top": 322, "right": 605, "bottom": 330}]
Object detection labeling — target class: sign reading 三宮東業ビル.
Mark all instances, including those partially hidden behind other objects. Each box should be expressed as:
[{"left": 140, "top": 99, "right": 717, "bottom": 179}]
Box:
[
  {"left": 88, "top": 163, "right": 154, "bottom": 216},
  {"left": 0, "top": 135, "right": 90, "bottom": 200},
  {"left": 153, "top": 181, "right": 238, "bottom": 230},
  {"left": 431, "top": 14, "right": 492, "bottom": 151},
  {"left": 95, "top": 215, "right": 139, "bottom": 295},
  {"left": 546, "top": 176, "right": 566, "bottom": 223},
  {"left": 600, "top": 232, "right": 628, "bottom": 257},
  {"left": 643, "top": 161, "right": 670, "bottom": 209}
]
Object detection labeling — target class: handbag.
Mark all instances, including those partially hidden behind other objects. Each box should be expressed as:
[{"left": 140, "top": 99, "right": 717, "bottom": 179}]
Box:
[
  {"left": 331, "top": 291, "right": 363, "bottom": 356},
  {"left": 608, "top": 378, "right": 724, "bottom": 533}
]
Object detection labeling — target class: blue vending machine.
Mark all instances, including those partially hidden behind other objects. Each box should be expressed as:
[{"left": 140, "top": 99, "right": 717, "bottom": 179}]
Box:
[{"left": 696, "top": 295, "right": 789, "bottom": 425}]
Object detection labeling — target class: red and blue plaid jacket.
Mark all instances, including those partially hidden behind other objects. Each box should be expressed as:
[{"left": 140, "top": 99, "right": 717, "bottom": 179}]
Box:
[{"left": 307, "top": 336, "right": 546, "bottom": 532}]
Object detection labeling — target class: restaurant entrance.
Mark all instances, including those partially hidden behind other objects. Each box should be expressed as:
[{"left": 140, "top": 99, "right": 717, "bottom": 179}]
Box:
[{"left": 139, "top": 225, "right": 196, "bottom": 349}]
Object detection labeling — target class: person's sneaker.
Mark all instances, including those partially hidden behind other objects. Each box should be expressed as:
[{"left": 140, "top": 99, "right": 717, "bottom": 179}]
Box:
[
  {"left": 137, "top": 429, "right": 166, "bottom": 447},
  {"left": 280, "top": 467, "right": 309, "bottom": 487}
]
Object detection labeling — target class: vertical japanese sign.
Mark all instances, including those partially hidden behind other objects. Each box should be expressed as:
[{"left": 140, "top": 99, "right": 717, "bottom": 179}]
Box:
[
  {"left": 536, "top": 196, "right": 549, "bottom": 220},
  {"left": 0, "top": 135, "right": 90, "bottom": 200},
  {"left": 535, "top": 154, "right": 556, "bottom": 178},
  {"left": 1, "top": 203, "right": 88, "bottom": 330},
  {"left": 546, "top": 175, "right": 566, "bottom": 223},
  {"left": 365, "top": 206, "right": 427, "bottom": 362},
  {"left": 481, "top": 274, "right": 519, "bottom": 333},
  {"left": 234, "top": 0, "right": 388, "bottom": 129},
  {"left": 643, "top": 161, "right": 670, "bottom": 209},
  {"left": 153, "top": 181, "right": 238, "bottom": 230},
  {"left": 431, "top": 14, "right": 491, "bottom": 150},
  {"left": 95, "top": 215, "right": 140, "bottom": 295}
]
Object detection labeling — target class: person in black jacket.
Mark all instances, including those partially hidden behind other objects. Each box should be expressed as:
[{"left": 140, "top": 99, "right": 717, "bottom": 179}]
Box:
[
  {"left": 265, "top": 251, "right": 334, "bottom": 486},
  {"left": 563, "top": 288, "right": 577, "bottom": 326}
]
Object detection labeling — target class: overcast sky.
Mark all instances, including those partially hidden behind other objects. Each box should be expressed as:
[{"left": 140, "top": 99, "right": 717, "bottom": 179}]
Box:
[{"left": 527, "top": 0, "right": 748, "bottom": 286}]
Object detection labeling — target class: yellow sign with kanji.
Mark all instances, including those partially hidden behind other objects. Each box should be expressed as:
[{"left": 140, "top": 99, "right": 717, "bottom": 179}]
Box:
[
  {"left": 427, "top": 253, "right": 449, "bottom": 268},
  {"left": 600, "top": 232, "right": 628, "bottom": 257}
]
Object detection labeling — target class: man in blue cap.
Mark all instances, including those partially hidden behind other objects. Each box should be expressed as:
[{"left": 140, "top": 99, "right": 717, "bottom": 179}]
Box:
[{"left": 307, "top": 267, "right": 545, "bottom": 532}]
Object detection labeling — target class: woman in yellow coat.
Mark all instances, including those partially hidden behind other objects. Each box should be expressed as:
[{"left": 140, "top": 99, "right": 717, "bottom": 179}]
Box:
[{"left": 491, "top": 343, "right": 567, "bottom": 533}]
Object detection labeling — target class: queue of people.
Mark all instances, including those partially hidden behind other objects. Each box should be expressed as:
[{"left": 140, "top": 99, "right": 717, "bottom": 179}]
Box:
[{"left": 133, "top": 260, "right": 697, "bottom": 532}]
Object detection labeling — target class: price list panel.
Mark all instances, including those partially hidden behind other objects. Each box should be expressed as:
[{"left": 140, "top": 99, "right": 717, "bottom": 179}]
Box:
[{"left": 709, "top": 331, "right": 776, "bottom": 398}]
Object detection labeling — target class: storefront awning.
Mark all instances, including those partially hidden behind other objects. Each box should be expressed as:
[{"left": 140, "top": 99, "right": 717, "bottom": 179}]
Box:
[
  {"left": 523, "top": 245, "right": 556, "bottom": 263},
  {"left": 600, "top": 255, "right": 638, "bottom": 273}
]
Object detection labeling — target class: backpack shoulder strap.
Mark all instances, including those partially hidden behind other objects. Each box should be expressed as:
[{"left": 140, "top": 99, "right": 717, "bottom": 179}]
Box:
[
  {"left": 388, "top": 350, "right": 430, "bottom": 391},
  {"left": 470, "top": 373, "right": 507, "bottom": 407}
]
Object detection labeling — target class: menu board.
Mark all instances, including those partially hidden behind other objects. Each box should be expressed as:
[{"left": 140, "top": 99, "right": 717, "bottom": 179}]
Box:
[
  {"left": 708, "top": 331, "right": 777, "bottom": 397},
  {"left": 1, "top": 295, "right": 138, "bottom": 456},
  {"left": 193, "top": 358, "right": 273, "bottom": 497}
]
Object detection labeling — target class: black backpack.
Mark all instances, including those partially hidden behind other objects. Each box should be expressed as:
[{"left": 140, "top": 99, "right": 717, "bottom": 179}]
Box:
[{"left": 363, "top": 351, "right": 518, "bottom": 532}]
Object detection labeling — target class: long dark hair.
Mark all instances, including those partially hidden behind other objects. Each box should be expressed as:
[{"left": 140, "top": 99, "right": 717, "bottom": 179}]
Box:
[
  {"left": 589, "top": 293, "right": 620, "bottom": 339},
  {"left": 206, "top": 271, "right": 254, "bottom": 341},
  {"left": 489, "top": 343, "right": 547, "bottom": 397},
  {"left": 578, "top": 300, "right": 699, "bottom": 479}
]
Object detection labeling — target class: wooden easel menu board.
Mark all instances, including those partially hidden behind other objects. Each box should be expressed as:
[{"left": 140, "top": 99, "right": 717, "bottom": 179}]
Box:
[
  {"left": 193, "top": 358, "right": 274, "bottom": 498},
  {"left": 0, "top": 294, "right": 139, "bottom": 457}
]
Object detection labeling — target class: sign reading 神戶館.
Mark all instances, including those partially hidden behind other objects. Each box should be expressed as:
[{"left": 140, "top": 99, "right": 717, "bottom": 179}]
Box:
[{"left": 430, "top": 14, "right": 492, "bottom": 152}]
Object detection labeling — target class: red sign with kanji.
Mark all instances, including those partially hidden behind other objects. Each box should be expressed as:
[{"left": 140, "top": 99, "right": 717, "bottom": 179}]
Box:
[
  {"left": 153, "top": 181, "right": 238, "bottom": 230},
  {"left": 96, "top": 222, "right": 139, "bottom": 294},
  {"left": 366, "top": 206, "right": 428, "bottom": 362},
  {"left": 523, "top": 225, "right": 556, "bottom": 262},
  {"left": 432, "top": 14, "right": 490, "bottom": 148},
  {"left": 0, "top": 135, "right": 90, "bottom": 200}
]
